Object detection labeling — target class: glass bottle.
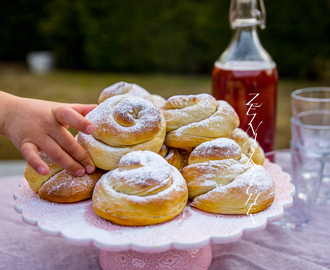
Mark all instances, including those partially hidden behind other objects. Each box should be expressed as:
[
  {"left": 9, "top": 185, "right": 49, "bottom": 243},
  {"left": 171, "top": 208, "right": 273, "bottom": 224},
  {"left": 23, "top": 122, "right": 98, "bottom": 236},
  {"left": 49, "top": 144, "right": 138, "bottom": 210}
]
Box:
[{"left": 211, "top": 0, "right": 278, "bottom": 153}]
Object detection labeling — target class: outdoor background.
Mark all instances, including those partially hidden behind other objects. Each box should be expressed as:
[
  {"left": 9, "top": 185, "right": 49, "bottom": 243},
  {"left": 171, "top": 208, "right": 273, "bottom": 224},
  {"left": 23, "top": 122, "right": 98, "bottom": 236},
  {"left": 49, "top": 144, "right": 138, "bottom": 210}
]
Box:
[{"left": 1, "top": 0, "right": 330, "bottom": 160}]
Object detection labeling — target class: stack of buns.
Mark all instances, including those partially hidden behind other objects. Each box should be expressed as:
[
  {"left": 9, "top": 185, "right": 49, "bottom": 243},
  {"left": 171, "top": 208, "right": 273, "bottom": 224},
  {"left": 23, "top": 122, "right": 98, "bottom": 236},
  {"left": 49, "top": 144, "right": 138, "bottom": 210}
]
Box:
[{"left": 24, "top": 81, "right": 274, "bottom": 226}]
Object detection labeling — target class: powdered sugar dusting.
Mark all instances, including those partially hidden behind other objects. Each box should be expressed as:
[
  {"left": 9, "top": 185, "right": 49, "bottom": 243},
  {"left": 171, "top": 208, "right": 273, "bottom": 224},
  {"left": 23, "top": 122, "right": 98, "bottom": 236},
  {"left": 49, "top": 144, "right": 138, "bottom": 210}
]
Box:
[
  {"left": 78, "top": 132, "right": 132, "bottom": 158},
  {"left": 170, "top": 101, "right": 239, "bottom": 138},
  {"left": 210, "top": 157, "right": 271, "bottom": 191},
  {"left": 87, "top": 95, "right": 163, "bottom": 146},
  {"left": 195, "top": 159, "right": 250, "bottom": 183},
  {"left": 89, "top": 95, "right": 160, "bottom": 128},
  {"left": 227, "top": 165, "right": 274, "bottom": 191},
  {"left": 119, "top": 150, "right": 168, "bottom": 169},
  {"left": 38, "top": 151, "right": 55, "bottom": 165},
  {"left": 192, "top": 138, "right": 241, "bottom": 160},
  {"left": 44, "top": 171, "right": 95, "bottom": 196},
  {"left": 99, "top": 82, "right": 151, "bottom": 101},
  {"left": 166, "top": 101, "right": 239, "bottom": 139},
  {"left": 162, "top": 94, "right": 218, "bottom": 132},
  {"left": 95, "top": 151, "right": 186, "bottom": 203},
  {"left": 184, "top": 137, "right": 274, "bottom": 212},
  {"left": 110, "top": 151, "right": 172, "bottom": 195}
]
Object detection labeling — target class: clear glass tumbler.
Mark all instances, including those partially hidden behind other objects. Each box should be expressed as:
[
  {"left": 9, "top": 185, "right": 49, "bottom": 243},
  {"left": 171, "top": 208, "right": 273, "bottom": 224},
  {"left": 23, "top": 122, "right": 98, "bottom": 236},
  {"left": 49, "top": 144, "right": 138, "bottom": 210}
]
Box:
[
  {"left": 266, "top": 149, "right": 323, "bottom": 229},
  {"left": 291, "top": 87, "right": 330, "bottom": 117},
  {"left": 291, "top": 116, "right": 330, "bottom": 204},
  {"left": 291, "top": 87, "right": 330, "bottom": 204}
]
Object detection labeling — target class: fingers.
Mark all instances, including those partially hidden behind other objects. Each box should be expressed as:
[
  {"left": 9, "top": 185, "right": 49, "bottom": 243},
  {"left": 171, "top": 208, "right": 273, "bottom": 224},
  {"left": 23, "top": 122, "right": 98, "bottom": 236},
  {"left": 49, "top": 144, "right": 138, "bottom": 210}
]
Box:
[
  {"left": 54, "top": 105, "right": 95, "bottom": 134},
  {"left": 50, "top": 127, "right": 96, "bottom": 175},
  {"left": 20, "top": 103, "right": 98, "bottom": 176},
  {"left": 21, "top": 129, "right": 95, "bottom": 177},
  {"left": 21, "top": 142, "right": 50, "bottom": 175},
  {"left": 71, "top": 104, "right": 97, "bottom": 116}
]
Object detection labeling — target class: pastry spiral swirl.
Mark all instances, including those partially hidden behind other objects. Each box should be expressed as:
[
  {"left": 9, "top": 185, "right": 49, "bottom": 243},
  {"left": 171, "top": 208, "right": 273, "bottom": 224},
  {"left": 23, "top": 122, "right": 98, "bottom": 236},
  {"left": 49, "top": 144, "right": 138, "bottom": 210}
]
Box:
[
  {"left": 98, "top": 81, "right": 166, "bottom": 107},
  {"left": 161, "top": 94, "right": 240, "bottom": 148},
  {"left": 181, "top": 138, "right": 275, "bottom": 214},
  {"left": 92, "top": 150, "right": 188, "bottom": 226},
  {"left": 77, "top": 95, "right": 166, "bottom": 170},
  {"left": 24, "top": 152, "right": 105, "bottom": 203}
]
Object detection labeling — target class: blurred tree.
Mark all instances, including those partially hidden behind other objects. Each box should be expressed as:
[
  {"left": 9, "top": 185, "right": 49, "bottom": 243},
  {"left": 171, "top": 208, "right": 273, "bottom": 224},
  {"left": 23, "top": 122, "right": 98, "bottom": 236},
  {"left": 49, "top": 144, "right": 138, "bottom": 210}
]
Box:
[
  {"left": 40, "top": 0, "right": 86, "bottom": 69},
  {"left": 1, "top": 0, "right": 329, "bottom": 78},
  {"left": 73, "top": 0, "right": 223, "bottom": 73},
  {"left": 262, "top": 0, "right": 330, "bottom": 79},
  {"left": 0, "top": 0, "right": 49, "bottom": 61}
]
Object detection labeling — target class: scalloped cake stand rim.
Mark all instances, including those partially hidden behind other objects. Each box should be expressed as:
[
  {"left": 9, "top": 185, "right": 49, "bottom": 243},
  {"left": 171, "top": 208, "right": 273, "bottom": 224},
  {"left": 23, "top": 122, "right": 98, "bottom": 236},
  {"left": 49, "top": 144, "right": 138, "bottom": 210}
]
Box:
[{"left": 14, "top": 159, "right": 294, "bottom": 254}]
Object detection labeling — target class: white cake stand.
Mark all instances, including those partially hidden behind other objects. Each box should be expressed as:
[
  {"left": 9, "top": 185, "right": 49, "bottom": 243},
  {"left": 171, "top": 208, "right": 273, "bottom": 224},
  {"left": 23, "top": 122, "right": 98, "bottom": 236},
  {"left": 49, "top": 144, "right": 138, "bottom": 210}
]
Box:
[{"left": 14, "top": 159, "right": 294, "bottom": 270}]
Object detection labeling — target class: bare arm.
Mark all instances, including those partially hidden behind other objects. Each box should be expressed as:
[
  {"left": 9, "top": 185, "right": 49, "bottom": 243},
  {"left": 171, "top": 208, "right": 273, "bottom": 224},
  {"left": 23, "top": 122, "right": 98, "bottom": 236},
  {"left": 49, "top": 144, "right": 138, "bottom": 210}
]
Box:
[{"left": 0, "top": 91, "right": 97, "bottom": 176}]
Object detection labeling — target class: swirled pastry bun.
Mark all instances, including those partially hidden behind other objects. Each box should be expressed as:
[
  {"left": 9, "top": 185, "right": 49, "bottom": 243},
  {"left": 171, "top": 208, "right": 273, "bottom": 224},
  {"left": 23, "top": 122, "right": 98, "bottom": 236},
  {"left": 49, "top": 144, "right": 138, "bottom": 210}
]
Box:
[
  {"left": 181, "top": 138, "right": 275, "bottom": 214},
  {"left": 98, "top": 81, "right": 166, "bottom": 107},
  {"left": 77, "top": 95, "right": 166, "bottom": 170},
  {"left": 92, "top": 150, "right": 188, "bottom": 226},
  {"left": 161, "top": 94, "right": 240, "bottom": 148},
  {"left": 24, "top": 152, "right": 106, "bottom": 203},
  {"left": 229, "top": 128, "right": 265, "bottom": 165}
]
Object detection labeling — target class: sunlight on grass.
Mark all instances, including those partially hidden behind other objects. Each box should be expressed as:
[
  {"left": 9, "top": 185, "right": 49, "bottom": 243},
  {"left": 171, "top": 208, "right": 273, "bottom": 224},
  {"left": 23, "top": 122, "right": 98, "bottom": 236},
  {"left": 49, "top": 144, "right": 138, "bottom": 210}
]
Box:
[{"left": 1, "top": 62, "right": 330, "bottom": 160}]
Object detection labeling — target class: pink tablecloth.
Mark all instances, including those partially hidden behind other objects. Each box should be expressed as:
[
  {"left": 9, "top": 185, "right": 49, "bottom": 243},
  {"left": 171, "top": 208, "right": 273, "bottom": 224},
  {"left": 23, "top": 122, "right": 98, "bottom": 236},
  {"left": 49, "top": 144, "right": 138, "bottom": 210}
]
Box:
[{"left": 1, "top": 175, "right": 330, "bottom": 270}]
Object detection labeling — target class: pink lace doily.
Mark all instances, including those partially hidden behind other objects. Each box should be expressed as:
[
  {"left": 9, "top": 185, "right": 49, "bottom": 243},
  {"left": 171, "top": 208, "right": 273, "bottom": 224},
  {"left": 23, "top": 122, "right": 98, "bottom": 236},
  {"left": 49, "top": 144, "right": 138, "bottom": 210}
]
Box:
[{"left": 14, "top": 160, "right": 294, "bottom": 253}]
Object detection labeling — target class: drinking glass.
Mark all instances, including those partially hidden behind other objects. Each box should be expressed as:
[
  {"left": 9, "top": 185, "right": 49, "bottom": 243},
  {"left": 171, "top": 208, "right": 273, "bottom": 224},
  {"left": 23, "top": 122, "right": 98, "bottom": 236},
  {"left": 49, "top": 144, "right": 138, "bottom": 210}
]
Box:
[
  {"left": 291, "top": 87, "right": 330, "bottom": 204},
  {"left": 291, "top": 87, "right": 330, "bottom": 117},
  {"left": 266, "top": 149, "right": 323, "bottom": 229},
  {"left": 291, "top": 116, "right": 330, "bottom": 204}
]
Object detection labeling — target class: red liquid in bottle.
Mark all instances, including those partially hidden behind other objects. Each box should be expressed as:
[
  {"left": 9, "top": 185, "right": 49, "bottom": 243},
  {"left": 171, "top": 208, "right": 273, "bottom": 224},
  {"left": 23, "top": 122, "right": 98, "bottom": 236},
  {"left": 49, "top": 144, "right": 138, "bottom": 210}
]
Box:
[{"left": 212, "top": 61, "right": 278, "bottom": 153}]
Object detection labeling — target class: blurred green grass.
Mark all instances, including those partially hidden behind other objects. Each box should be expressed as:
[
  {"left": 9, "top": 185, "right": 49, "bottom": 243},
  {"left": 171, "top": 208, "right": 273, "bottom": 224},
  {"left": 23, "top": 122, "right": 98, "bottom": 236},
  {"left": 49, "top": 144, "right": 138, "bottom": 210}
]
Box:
[{"left": 1, "top": 62, "right": 330, "bottom": 160}]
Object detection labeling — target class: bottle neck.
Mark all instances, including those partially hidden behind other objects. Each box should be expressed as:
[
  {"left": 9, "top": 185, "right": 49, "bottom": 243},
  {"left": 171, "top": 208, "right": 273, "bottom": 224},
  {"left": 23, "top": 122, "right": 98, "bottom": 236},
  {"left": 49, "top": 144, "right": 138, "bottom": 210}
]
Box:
[
  {"left": 232, "top": 25, "right": 262, "bottom": 55},
  {"left": 217, "top": 24, "right": 274, "bottom": 67},
  {"left": 230, "top": 0, "right": 266, "bottom": 30}
]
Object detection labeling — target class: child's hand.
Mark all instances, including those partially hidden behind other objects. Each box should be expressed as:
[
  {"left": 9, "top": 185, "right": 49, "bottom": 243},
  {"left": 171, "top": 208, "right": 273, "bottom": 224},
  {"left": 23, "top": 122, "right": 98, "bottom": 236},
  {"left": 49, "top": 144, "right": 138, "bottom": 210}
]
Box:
[{"left": 2, "top": 93, "right": 97, "bottom": 176}]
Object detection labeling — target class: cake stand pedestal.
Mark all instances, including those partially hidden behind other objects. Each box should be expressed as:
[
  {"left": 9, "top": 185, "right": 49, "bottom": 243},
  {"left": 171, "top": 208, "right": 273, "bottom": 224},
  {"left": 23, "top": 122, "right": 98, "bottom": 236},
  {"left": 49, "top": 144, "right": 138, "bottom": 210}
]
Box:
[
  {"left": 14, "top": 160, "right": 294, "bottom": 270},
  {"left": 99, "top": 245, "right": 212, "bottom": 270}
]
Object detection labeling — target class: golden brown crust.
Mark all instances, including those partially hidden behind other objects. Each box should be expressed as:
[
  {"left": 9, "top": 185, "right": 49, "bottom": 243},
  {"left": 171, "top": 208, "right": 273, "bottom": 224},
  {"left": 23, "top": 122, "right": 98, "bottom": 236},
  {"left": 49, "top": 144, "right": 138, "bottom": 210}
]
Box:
[
  {"left": 165, "top": 133, "right": 213, "bottom": 149},
  {"left": 158, "top": 143, "right": 169, "bottom": 158},
  {"left": 24, "top": 152, "right": 106, "bottom": 203},
  {"left": 164, "top": 148, "right": 182, "bottom": 170},
  {"left": 162, "top": 95, "right": 240, "bottom": 148},
  {"left": 161, "top": 94, "right": 218, "bottom": 133},
  {"left": 158, "top": 144, "right": 182, "bottom": 170},
  {"left": 189, "top": 176, "right": 275, "bottom": 214},
  {"left": 24, "top": 152, "right": 63, "bottom": 192},
  {"left": 77, "top": 95, "right": 166, "bottom": 170},
  {"left": 92, "top": 151, "right": 188, "bottom": 226},
  {"left": 158, "top": 144, "right": 194, "bottom": 171},
  {"left": 38, "top": 168, "right": 106, "bottom": 203},
  {"left": 229, "top": 128, "right": 265, "bottom": 165},
  {"left": 181, "top": 138, "right": 275, "bottom": 214},
  {"left": 188, "top": 139, "right": 241, "bottom": 164},
  {"left": 177, "top": 148, "right": 193, "bottom": 170}
]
